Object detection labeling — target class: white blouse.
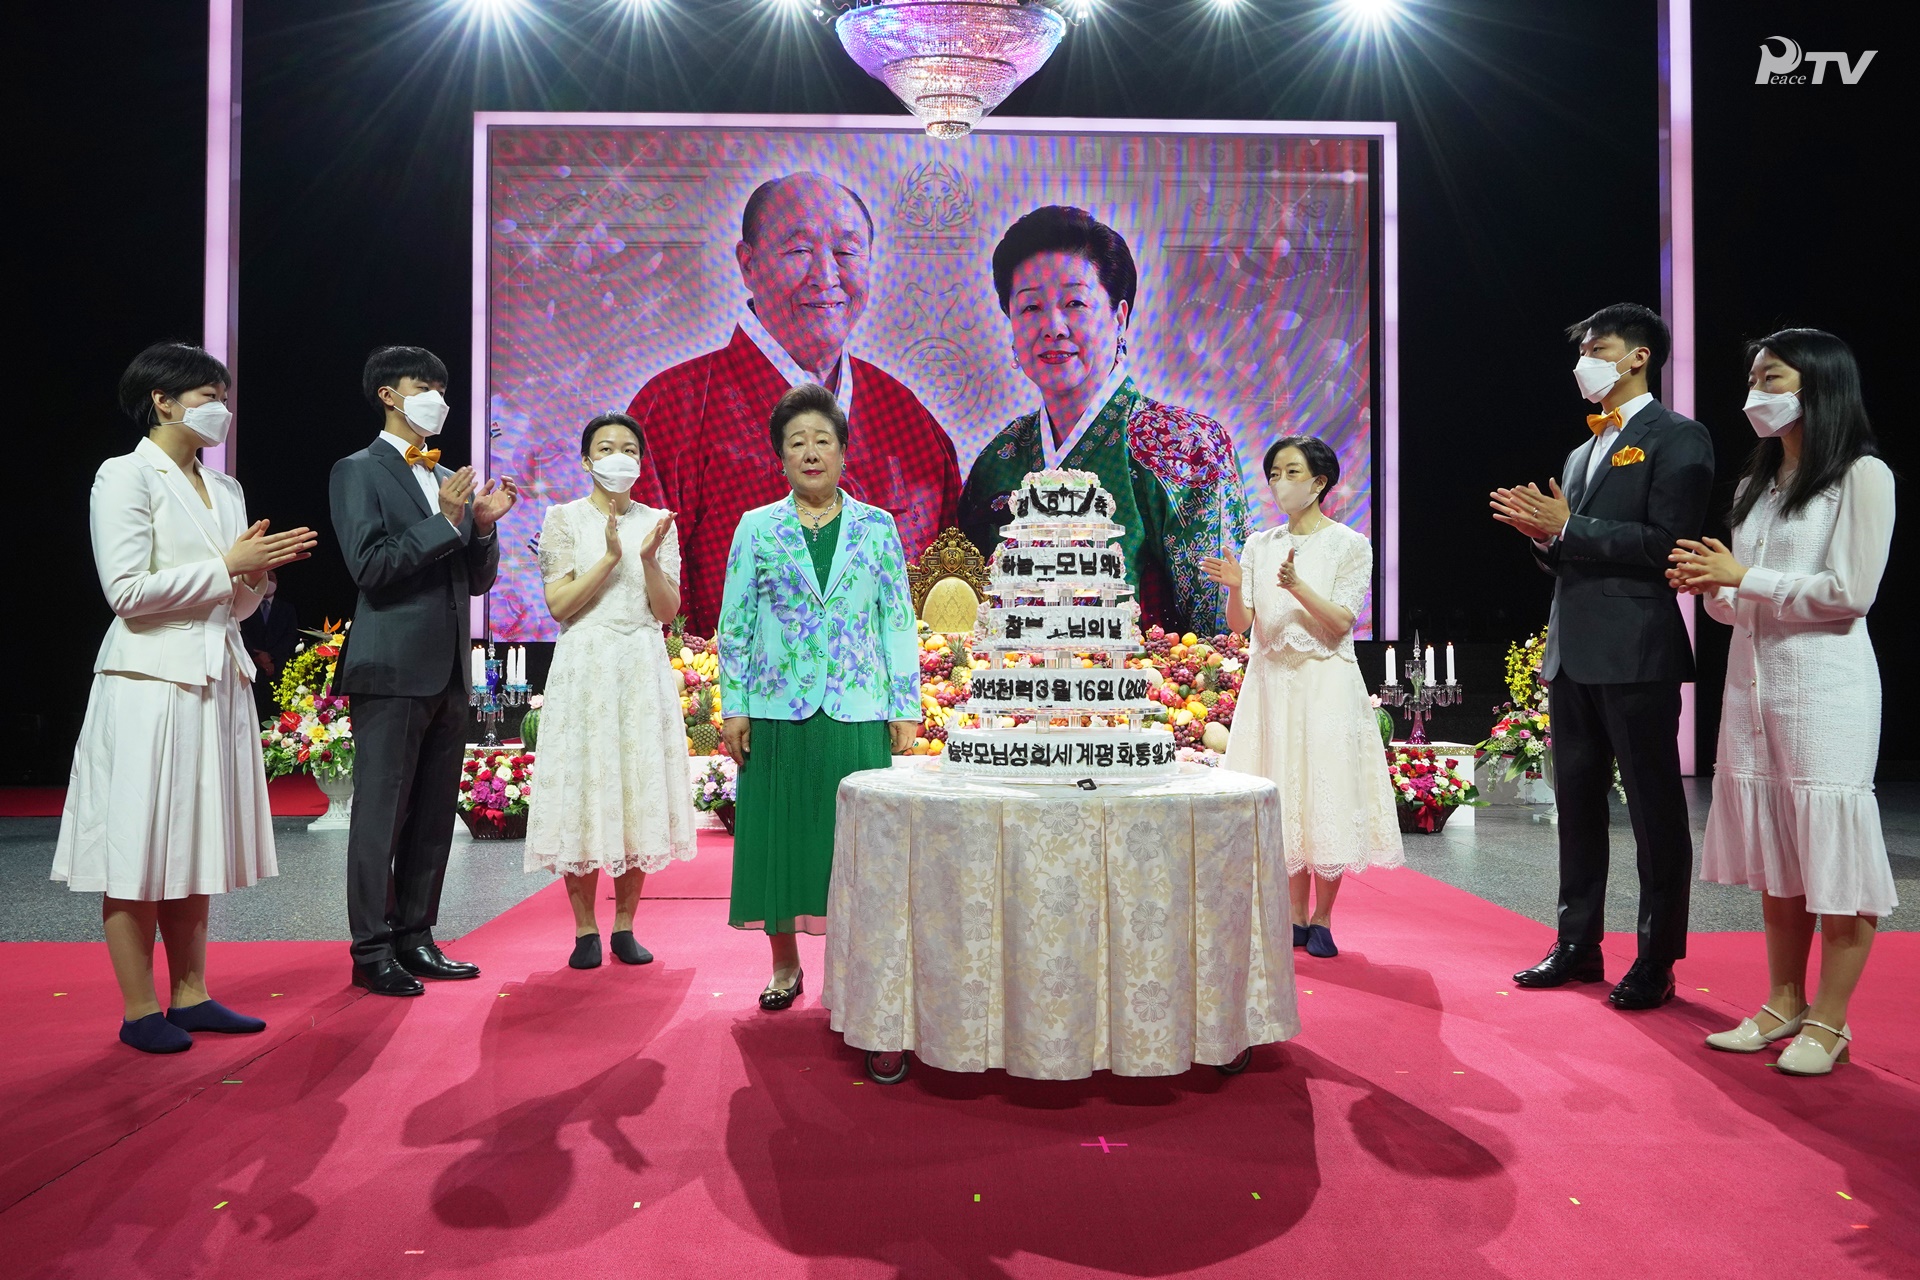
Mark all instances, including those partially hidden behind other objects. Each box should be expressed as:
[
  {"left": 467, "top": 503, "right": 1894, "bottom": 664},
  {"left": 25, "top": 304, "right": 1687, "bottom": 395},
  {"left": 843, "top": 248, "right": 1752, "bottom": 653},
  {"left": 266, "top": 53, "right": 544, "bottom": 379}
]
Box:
[
  {"left": 1239, "top": 520, "right": 1372, "bottom": 663},
  {"left": 1703, "top": 455, "right": 1894, "bottom": 631},
  {"left": 537, "top": 497, "right": 680, "bottom": 635}
]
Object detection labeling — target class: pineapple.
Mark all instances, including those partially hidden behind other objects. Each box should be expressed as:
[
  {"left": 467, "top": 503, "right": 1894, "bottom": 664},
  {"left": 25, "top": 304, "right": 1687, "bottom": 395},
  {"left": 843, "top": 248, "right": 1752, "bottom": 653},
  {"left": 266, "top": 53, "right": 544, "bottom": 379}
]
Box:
[
  {"left": 665, "top": 614, "right": 688, "bottom": 661},
  {"left": 687, "top": 687, "right": 720, "bottom": 755}
]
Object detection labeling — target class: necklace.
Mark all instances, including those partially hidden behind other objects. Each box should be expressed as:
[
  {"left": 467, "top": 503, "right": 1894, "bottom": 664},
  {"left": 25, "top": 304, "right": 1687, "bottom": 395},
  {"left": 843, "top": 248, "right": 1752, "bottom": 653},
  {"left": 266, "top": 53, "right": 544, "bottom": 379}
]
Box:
[{"left": 798, "top": 496, "right": 840, "bottom": 543}]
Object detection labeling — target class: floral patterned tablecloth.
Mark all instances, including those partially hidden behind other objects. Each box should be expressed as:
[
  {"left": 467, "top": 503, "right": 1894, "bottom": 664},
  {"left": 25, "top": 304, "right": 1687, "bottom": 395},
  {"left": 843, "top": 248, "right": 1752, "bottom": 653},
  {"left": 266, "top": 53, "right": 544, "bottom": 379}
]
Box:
[{"left": 824, "top": 758, "right": 1298, "bottom": 1080}]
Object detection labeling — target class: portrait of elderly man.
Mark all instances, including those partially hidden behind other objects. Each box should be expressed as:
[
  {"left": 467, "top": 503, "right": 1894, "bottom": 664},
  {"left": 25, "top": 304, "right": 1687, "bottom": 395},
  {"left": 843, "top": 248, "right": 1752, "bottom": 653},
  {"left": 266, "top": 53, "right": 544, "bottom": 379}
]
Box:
[{"left": 626, "top": 171, "right": 961, "bottom": 635}]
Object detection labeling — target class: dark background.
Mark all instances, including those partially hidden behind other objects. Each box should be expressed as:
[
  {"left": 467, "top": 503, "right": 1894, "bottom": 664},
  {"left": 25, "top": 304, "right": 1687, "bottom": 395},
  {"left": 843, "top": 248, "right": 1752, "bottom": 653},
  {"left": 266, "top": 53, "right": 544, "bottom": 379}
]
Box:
[{"left": 6, "top": 0, "right": 1906, "bottom": 780}]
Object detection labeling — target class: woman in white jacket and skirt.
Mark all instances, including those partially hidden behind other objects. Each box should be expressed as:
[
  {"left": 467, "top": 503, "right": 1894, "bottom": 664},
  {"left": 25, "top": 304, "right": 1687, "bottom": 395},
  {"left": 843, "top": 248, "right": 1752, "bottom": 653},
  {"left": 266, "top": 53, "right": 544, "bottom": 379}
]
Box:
[
  {"left": 1669, "top": 329, "right": 1896, "bottom": 1077},
  {"left": 52, "top": 343, "right": 316, "bottom": 1053}
]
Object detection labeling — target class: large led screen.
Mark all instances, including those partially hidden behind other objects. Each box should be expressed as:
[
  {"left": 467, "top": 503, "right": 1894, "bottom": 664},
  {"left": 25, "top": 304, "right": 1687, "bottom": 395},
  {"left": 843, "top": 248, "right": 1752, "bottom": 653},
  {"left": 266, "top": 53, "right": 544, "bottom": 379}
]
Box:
[{"left": 478, "top": 115, "right": 1388, "bottom": 641}]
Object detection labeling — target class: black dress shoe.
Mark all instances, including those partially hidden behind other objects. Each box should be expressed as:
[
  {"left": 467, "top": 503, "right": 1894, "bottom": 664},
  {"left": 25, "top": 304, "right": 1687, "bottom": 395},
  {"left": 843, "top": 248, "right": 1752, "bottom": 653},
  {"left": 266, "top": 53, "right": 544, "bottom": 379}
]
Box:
[
  {"left": 1608, "top": 959, "right": 1676, "bottom": 1010},
  {"left": 1512, "top": 943, "right": 1606, "bottom": 988},
  {"left": 759, "top": 969, "right": 803, "bottom": 1011},
  {"left": 353, "top": 959, "right": 424, "bottom": 997},
  {"left": 397, "top": 943, "right": 481, "bottom": 981}
]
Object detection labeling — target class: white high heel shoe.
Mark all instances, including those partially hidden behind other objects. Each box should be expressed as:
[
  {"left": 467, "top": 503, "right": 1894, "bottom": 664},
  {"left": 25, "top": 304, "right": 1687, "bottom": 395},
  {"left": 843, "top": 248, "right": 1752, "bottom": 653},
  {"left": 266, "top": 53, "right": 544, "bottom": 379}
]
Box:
[
  {"left": 1775, "top": 1020, "right": 1852, "bottom": 1076},
  {"left": 1704, "top": 1004, "right": 1806, "bottom": 1053}
]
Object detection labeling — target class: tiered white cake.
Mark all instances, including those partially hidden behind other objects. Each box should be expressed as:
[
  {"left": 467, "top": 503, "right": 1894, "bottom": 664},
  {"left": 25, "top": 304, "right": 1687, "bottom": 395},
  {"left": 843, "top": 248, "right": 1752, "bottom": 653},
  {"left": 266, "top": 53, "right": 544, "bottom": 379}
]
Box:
[{"left": 944, "top": 469, "right": 1178, "bottom": 781}]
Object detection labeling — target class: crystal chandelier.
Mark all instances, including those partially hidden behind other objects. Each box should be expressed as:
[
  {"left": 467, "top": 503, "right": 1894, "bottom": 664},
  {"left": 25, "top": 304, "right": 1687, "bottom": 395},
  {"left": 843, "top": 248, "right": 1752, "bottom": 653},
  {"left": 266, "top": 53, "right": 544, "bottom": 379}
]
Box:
[{"left": 824, "top": 1, "right": 1083, "bottom": 139}]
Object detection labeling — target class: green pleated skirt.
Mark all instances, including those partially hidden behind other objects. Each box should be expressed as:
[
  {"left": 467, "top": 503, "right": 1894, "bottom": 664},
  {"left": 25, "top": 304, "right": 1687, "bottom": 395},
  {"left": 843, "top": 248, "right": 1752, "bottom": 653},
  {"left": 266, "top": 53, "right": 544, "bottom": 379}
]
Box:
[{"left": 728, "top": 710, "right": 891, "bottom": 935}]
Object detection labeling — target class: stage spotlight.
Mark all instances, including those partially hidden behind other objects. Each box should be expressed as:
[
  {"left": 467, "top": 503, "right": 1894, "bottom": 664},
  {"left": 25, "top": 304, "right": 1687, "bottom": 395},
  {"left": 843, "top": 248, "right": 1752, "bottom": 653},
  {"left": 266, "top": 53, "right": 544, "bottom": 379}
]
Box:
[
  {"left": 457, "top": 0, "right": 527, "bottom": 19},
  {"left": 1339, "top": 0, "right": 1402, "bottom": 24}
]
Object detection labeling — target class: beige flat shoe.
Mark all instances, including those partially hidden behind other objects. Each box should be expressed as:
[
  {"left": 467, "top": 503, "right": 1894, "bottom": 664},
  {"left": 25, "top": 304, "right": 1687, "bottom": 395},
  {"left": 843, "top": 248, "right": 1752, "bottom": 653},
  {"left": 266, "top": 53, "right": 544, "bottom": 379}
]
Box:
[
  {"left": 1705, "top": 1003, "right": 1805, "bottom": 1053},
  {"left": 1775, "top": 1019, "right": 1852, "bottom": 1076}
]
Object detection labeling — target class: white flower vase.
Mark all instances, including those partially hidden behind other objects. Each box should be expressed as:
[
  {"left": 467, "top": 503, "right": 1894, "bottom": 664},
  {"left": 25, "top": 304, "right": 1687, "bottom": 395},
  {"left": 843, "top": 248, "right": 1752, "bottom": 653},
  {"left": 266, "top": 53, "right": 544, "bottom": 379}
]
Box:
[{"left": 309, "top": 771, "right": 354, "bottom": 832}]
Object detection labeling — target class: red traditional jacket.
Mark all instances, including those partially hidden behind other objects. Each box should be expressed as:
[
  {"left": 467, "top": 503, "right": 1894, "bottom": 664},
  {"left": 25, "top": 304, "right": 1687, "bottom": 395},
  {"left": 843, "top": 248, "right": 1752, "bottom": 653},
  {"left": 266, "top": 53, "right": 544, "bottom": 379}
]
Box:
[{"left": 626, "top": 326, "right": 961, "bottom": 635}]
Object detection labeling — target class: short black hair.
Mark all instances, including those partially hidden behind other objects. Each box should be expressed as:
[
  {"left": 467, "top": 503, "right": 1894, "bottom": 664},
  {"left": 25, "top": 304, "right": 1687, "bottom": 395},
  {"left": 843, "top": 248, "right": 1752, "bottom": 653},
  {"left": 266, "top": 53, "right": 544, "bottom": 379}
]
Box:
[
  {"left": 1565, "top": 303, "right": 1670, "bottom": 374},
  {"left": 741, "top": 173, "right": 875, "bottom": 247},
  {"left": 992, "top": 206, "right": 1137, "bottom": 316},
  {"left": 1263, "top": 435, "right": 1341, "bottom": 506},
  {"left": 768, "top": 382, "right": 848, "bottom": 457},
  {"left": 118, "top": 342, "right": 230, "bottom": 428},
  {"left": 362, "top": 345, "right": 449, "bottom": 409},
  {"left": 580, "top": 411, "right": 645, "bottom": 458}
]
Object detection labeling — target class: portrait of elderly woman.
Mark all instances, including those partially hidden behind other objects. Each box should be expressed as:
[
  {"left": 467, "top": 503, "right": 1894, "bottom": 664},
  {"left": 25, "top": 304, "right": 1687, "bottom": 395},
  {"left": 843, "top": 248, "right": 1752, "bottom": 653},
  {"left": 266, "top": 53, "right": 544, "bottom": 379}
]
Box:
[
  {"left": 958, "top": 205, "right": 1249, "bottom": 634},
  {"left": 717, "top": 382, "right": 922, "bottom": 1012}
]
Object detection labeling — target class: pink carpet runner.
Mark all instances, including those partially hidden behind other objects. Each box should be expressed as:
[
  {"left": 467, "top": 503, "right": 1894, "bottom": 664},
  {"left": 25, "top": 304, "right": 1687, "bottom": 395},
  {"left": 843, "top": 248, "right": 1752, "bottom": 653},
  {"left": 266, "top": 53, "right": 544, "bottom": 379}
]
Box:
[{"left": 1, "top": 848, "right": 1914, "bottom": 1277}]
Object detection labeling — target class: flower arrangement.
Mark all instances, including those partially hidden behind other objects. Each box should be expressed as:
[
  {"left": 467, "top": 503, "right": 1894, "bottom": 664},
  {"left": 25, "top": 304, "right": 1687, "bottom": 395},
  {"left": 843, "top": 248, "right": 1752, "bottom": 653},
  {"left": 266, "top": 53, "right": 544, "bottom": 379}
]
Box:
[
  {"left": 692, "top": 754, "right": 739, "bottom": 831},
  {"left": 1387, "top": 745, "right": 1483, "bottom": 833},
  {"left": 1477, "top": 627, "right": 1552, "bottom": 783},
  {"left": 260, "top": 621, "right": 354, "bottom": 780},
  {"left": 459, "top": 750, "right": 534, "bottom": 831}
]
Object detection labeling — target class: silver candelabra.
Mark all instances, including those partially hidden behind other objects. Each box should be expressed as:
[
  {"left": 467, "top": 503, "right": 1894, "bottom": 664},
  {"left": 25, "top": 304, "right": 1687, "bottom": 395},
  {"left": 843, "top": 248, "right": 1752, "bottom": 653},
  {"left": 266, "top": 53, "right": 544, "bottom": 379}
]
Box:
[
  {"left": 1377, "top": 653, "right": 1461, "bottom": 745},
  {"left": 469, "top": 642, "right": 529, "bottom": 748}
]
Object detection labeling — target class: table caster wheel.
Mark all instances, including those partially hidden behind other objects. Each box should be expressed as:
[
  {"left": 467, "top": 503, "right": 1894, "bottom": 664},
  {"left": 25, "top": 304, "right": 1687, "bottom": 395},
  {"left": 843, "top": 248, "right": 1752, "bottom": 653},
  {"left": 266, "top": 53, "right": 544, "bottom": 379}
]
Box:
[
  {"left": 1215, "top": 1048, "right": 1253, "bottom": 1076},
  {"left": 866, "top": 1050, "right": 910, "bottom": 1084}
]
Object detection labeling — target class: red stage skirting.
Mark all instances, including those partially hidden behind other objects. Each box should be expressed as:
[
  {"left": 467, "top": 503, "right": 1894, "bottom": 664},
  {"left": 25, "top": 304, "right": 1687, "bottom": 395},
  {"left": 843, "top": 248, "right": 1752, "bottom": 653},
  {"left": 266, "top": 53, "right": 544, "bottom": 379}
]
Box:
[
  {"left": 1, "top": 775, "right": 330, "bottom": 819},
  {"left": 1, "top": 857, "right": 1914, "bottom": 1276}
]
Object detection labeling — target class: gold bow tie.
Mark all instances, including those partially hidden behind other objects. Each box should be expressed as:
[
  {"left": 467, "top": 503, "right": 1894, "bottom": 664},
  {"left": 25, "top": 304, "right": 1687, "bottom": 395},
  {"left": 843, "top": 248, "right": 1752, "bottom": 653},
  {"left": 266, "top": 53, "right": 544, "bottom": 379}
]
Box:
[
  {"left": 1586, "top": 408, "right": 1623, "bottom": 436},
  {"left": 404, "top": 445, "right": 441, "bottom": 469}
]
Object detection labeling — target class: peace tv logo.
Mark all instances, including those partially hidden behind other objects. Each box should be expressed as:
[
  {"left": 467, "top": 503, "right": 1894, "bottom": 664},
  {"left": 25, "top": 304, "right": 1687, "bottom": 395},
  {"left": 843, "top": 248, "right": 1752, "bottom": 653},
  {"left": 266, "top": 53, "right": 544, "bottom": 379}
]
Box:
[{"left": 1755, "top": 36, "right": 1877, "bottom": 85}]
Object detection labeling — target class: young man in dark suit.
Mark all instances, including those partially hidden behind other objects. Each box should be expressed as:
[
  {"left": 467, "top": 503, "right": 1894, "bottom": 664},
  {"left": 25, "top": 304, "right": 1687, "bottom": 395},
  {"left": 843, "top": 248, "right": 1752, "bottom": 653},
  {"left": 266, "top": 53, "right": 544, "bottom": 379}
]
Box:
[
  {"left": 329, "top": 346, "right": 518, "bottom": 996},
  {"left": 1490, "top": 304, "right": 1713, "bottom": 1009},
  {"left": 240, "top": 570, "right": 299, "bottom": 719}
]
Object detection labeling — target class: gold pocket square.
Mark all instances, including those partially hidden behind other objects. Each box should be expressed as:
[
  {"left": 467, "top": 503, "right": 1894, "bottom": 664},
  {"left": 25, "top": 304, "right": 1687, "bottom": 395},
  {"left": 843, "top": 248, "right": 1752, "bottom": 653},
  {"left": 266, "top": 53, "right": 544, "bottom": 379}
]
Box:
[{"left": 1610, "top": 446, "right": 1646, "bottom": 467}]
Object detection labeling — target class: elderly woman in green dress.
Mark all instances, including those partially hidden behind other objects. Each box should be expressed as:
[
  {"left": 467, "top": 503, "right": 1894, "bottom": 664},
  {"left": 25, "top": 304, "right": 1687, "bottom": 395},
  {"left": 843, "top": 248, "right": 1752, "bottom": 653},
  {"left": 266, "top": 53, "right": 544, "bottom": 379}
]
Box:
[
  {"left": 718, "top": 382, "right": 923, "bottom": 1010},
  {"left": 958, "top": 204, "right": 1249, "bottom": 635}
]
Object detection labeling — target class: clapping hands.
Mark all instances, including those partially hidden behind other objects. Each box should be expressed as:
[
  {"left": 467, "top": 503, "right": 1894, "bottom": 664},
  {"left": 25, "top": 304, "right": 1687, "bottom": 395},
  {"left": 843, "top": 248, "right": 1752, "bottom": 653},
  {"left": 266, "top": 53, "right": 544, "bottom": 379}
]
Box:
[
  {"left": 1667, "top": 537, "right": 1746, "bottom": 594},
  {"left": 1490, "top": 480, "right": 1570, "bottom": 540},
  {"left": 225, "top": 519, "right": 317, "bottom": 578}
]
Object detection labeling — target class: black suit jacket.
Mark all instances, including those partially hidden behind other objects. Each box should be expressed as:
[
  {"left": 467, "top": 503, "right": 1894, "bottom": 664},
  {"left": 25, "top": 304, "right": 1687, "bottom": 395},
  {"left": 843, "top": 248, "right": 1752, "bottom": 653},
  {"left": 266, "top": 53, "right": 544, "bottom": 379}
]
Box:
[
  {"left": 1534, "top": 400, "right": 1713, "bottom": 685},
  {"left": 328, "top": 442, "right": 500, "bottom": 698},
  {"left": 239, "top": 595, "right": 299, "bottom": 669}
]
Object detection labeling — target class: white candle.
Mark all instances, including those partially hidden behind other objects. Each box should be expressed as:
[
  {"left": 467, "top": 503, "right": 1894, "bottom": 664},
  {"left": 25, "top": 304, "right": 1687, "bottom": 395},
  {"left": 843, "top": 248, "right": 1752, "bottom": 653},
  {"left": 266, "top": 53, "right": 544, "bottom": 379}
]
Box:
[
  {"left": 1424, "top": 645, "right": 1436, "bottom": 685},
  {"left": 511, "top": 646, "right": 524, "bottom": 686},
  {"left": 1446, "top": 642, "right": 1457, "bottom": 685},
  {"left": 471, "top": 646, "right": 486, "bottom": 691},
  {"left": 518, "top": 646, "right": 528, "bottom": 686},
  {"left": 1385, "top": 645, "right": 1397, "bottom": 685}
]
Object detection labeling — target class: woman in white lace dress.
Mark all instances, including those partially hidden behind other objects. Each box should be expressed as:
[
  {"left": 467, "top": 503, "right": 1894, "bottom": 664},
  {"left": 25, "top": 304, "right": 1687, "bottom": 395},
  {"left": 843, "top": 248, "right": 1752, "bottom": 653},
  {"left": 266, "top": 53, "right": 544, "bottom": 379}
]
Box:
[
  {"left": 527, "top": 412, "right": 697, "bottom": 969},
  {"left": 1203, "top": 437, "right": 1402, "bottom": 958},
  {"left": 1669, "top": 330, "right": 1895, "bottom": 1076}
]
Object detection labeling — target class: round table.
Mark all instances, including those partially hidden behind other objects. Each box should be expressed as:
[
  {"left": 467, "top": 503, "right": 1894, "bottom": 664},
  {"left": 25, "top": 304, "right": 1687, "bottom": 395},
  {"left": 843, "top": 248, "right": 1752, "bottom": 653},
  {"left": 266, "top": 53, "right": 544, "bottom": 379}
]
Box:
[{"left": 823, "top": 758, "right": 1299, "bottom": 1081}]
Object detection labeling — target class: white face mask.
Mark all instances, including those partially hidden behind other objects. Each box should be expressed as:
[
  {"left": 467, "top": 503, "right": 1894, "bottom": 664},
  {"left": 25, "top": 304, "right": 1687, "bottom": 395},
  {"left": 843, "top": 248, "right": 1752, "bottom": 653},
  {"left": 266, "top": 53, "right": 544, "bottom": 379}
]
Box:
[
  {"left": 398, "top": 389, "right": 449, "bottom": 437},
  {"left": 1270, "top": 477, "right": 1321, "bottom": 515},
  {"left": 163, "top": 400, "right": 232, "bottom": 446},
  {"left": 1572, "top": 353, "right": 1635, "bottom": 404},
  {"left": 1743, "top": 388, "right": 1802, "bottom": 437},
  {"left": 589, "top": 453, "right": 641, "bottom": 494}
]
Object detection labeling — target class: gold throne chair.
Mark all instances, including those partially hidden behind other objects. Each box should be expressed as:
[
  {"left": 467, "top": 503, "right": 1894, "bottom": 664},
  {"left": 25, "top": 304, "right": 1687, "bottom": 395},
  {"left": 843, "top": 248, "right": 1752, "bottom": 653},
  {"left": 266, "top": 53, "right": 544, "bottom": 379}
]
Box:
[{"left": 907, "top": 528, "right": 990, "bottom": 635}]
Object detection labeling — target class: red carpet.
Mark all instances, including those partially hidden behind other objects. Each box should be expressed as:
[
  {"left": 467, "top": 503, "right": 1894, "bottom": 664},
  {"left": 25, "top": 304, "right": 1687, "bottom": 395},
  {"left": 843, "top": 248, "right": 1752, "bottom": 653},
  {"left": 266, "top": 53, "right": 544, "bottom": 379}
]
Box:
[
  {"left": 1, "top": 776, "right": 329, "bottom": 819},
  {"left": 2, "top": 859, "right": 1915, "bottom": 1278}
]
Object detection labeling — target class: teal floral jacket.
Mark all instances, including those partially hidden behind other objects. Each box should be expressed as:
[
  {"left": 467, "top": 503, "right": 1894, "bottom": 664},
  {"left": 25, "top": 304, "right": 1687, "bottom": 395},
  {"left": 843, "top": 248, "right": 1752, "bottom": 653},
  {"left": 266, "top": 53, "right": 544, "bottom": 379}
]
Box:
[{"left": 717, "top": 493, "right": 923, "bottom": 723}]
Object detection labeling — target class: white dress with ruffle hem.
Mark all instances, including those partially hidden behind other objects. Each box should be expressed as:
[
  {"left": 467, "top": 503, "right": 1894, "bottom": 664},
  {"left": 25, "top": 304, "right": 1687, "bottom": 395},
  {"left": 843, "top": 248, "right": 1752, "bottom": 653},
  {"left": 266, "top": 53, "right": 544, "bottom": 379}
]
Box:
[{"left": 1700, "top": 456, "right": 1896, "bottom": 917}]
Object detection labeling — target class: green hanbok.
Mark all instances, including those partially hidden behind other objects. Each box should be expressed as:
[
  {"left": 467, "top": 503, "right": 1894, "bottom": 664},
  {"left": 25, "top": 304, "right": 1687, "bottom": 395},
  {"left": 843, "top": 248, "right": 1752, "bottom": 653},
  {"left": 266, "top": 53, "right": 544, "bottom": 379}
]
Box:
[{"left": 958, "top": 375, "right": 1249, "bottom": 636}]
